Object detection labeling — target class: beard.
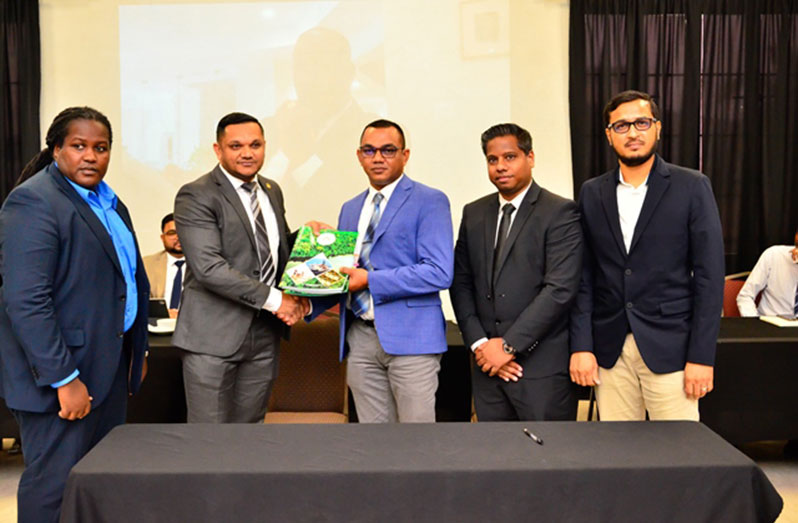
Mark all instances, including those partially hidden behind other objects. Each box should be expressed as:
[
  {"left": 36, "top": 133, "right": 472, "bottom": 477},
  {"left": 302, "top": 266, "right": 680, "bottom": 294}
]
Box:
[
  {"left": 615, "top": 138, "right": 658, "bottom": 167},
  {"left": 166, "top": 246, "right": 183, "bottom": 256}
]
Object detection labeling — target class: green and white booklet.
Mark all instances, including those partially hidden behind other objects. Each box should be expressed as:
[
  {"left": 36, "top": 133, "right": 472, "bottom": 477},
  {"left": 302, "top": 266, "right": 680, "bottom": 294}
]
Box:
[{"left": 279, "top": 226, "right": 359, "bottom": 296}]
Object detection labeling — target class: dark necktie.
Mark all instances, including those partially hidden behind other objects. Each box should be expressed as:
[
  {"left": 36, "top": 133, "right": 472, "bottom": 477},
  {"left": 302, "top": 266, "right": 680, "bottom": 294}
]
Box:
[
  {"left": 241, "top": 181, "right": 276, "bottom": 285},
  {"left": 169, "top": 260, "right": 185, "bottom": 309},
  {"left": 493, "top": 203, "right": 515, "bottom": 280},
  {"left": 351, "top": 192, "right": 384, "bottom": 317},
  {"left": 794, "top": 284, "right": 798, "bottom": 318}
]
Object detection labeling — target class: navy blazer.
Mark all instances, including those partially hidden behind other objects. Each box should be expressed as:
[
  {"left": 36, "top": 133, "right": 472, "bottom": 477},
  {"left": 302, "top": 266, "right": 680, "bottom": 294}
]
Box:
[
  {"left": 570, "top": 156, "right": 724, "bottom": 373},
  {"left": 0, "top": 164, "right": 149, "bottom": 413}
]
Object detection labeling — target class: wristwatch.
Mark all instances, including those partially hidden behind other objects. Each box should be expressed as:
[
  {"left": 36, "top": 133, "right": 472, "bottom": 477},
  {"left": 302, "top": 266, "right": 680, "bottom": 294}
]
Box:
[{"left": 502, "top": 339, "right": 516, "bottom": 355}]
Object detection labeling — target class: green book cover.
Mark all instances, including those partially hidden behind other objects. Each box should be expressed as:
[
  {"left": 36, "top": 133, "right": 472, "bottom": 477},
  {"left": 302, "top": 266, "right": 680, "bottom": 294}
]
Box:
[{"left": 279, "top": 226, "right": 359, "bottom": 296}]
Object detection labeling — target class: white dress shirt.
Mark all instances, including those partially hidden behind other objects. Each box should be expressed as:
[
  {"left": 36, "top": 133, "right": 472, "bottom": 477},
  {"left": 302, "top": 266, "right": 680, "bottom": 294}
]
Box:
[
  {"left": 737, "top": 245, "right": 798, "bottom": 317},
  {"left": 163, "top": 252, "right": 186, "bottom": 307},
  {"left": 470, "top": 181, "right": 533, "bottom": 351},
  {"left": 219, "top": 166, "right": 283, "bottom": 312},
  {"left": 350, "top": 174, "right": 404, "bottom": 320},
  {"left": 616, "top": 171, "right": 649, "bottom": 253}
]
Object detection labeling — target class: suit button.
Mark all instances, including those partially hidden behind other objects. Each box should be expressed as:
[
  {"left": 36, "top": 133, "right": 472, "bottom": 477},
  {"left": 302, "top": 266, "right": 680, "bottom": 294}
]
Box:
[
  {"left": 120, "top": 295, "right": 126, "bottom": 301},
  {"left": 624, "top": 269, "right": 632, "bottom": 276},
  {"left": 486, "top": 294, "right": 492, "bottom": 300},
  {"left": 499, "top": 294, "right": 505, "bottom": 298},
  {"left": 253, "top": 271, "right": 259, "bottom": 276},
  {"left": 118, "top": 332, "right": 124, "bottom": 338},
  {"left": 495, "top": 320, "right": 501, "bottom": 325},
  {"left": 626, "top": 302, "right": 634, "bottom": 309}
]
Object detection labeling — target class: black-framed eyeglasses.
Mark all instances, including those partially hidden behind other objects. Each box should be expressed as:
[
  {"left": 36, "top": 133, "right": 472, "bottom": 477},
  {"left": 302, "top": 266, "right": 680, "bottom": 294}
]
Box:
[
  {"left": 359, "top": 145, "right": 402, "bottom": 159},
  {"left": 607, "top": 117, "right": 658, "bottom": 134}
]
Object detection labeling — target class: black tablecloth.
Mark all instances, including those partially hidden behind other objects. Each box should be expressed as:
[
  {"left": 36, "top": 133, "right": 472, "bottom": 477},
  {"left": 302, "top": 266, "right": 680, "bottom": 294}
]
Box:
[
  {"left": 60, "top": 421, "right": 782, "bottom": 523},
  {"left": 700, "top": 318, "right": 798, "bottom": 444}
]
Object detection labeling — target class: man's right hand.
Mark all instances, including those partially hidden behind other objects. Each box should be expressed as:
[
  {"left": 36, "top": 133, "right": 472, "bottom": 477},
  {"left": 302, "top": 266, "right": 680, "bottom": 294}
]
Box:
[
  {"left": 569, "top": 351, "right": 600, "bottom": 387},
  {"left": 305, "top": 221, "right": 334, "bottom": 234},
  {"left": 275, "top": 293, "right": 310, "bottom": 326},
  {"left": 57, "top": 378, "right": 92, "bottom": 421}
]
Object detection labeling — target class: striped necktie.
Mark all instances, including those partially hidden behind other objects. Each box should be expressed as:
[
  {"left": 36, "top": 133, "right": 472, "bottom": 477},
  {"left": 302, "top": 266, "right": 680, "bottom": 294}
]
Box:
[
  {"left": 351, "top": 192, "right": 384, "bottom": 317},
  {"left": 241, "top": 181, "right": 276, "bottom": 285}
]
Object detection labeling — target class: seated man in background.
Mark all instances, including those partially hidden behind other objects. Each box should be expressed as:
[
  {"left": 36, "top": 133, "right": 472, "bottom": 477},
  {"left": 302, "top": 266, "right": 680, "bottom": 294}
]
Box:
[
  {"left": 143, "top": 213, "right": 185, "bottom": 317},
  {"left": 737, "top": 230, "right": 798, "bottom": 317}
]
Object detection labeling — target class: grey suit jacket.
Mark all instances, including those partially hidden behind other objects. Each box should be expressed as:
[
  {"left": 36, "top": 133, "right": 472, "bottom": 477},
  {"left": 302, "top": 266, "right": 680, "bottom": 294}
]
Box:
[
  {"left": 450, "top": 181, "right": 583, "bottom": 378},
  {"left": 172, "top": 166, "right": 292, "bottom": 357}
]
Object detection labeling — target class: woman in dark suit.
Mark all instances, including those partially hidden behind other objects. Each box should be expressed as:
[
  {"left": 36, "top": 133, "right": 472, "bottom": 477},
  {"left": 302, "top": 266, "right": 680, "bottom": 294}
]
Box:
[{"left": 0, "top": 107, "right": 149, "bottom": 523}]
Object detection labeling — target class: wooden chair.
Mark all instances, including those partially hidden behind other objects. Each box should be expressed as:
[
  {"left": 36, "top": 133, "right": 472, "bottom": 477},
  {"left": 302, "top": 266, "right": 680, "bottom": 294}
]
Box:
[{"left": 264, "top": 311, "right": 348, "bottom": 423}]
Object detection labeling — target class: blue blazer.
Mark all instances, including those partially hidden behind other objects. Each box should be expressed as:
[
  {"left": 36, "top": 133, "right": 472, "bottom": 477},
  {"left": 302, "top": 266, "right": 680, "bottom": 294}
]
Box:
[
  {"left": 312, "top": 175, "right": 454, "bottom": 360},
  {"left": 0, "top": 164, "right": 150, "bottom": 413},
  {"left": 570, "top": 156, "right": 725, "bottom": 373}
]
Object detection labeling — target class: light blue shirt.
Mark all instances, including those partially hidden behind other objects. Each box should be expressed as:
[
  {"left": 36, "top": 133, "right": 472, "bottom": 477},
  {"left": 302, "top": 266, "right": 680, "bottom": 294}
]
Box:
[{"left": 51, "top": 173, "right": 138, "bottom": 388}]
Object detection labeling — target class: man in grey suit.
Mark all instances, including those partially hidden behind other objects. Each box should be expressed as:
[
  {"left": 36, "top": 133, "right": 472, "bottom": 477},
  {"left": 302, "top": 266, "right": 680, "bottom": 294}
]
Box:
[
  {"left": 174, "top": 112, "right": 308, "bottom": 423},
  {"left": 450, "top": 123, "right": 582, "bottom": 421}
]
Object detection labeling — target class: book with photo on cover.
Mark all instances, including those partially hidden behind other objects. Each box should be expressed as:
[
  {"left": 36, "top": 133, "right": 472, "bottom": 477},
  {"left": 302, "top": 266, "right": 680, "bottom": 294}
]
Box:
[{"left": 279, "top": 226, "right": 359, "bottom": 296}]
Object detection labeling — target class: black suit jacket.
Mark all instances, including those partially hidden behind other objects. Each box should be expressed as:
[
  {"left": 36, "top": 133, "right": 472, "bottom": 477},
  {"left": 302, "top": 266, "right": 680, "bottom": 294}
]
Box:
[
  {"left": 451, "top": 182, "right": 583, "bottom": 378},
  {"left": 569, "top": 156, "right": 725, "bottom": 373}
]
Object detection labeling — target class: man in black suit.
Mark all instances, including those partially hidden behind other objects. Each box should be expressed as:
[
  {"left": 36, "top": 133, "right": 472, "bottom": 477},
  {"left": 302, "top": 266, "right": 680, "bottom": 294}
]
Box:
[
  {"left": 569, "top": 90, "right": 724, "bottom": 421},
  {"left": 450, "top": 123, "right": 582, "bottom": 421}
]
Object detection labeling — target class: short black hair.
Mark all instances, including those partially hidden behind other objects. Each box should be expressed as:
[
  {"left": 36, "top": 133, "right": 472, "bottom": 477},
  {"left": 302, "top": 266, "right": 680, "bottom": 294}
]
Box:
[
  {"left": 360, "top": 119, "right": 405, "bottom": 149},
  {"left": 603, "top": 90, "right": 661, "bottom": 126},
  {"left": 216, "top": 112, "right": 264, "bottom": 142},
  {"left": 161, "top": 213, "right": 175, "bottom": 232},
  {"left": 480, "top": 123, "right": 533, "bottom": 155}
]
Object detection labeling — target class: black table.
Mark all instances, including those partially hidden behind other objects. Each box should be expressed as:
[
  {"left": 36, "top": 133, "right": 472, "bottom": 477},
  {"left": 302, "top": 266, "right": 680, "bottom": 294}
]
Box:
[
  {"left": 60, "top": 421, "right": 782, "bottom": 523},
  {"left": 700, "top": 317, "right": 798, "bottom": 444}
]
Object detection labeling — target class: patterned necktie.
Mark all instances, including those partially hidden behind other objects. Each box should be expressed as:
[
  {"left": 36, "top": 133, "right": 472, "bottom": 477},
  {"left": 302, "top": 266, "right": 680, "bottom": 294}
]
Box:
[
  {"left": 351, "top": 192, "right": 384, "bottom": 317},
  {"left": 493, "top": 203, "right": 515, "bottom": 280},
  {"left": 169, "top": 260, "right": 184, "bottom": 309},
  {"left": 241, "top": 181, "right": 276, "bottom": 285},
  {"left": 794, "top": 284, "right": 798, "bottom": 318}
]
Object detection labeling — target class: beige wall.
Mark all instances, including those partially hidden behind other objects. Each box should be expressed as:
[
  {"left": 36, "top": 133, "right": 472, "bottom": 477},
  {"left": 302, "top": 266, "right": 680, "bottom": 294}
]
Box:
[{"left": 40, "top": 0, "right": 571, "bottom": 318}]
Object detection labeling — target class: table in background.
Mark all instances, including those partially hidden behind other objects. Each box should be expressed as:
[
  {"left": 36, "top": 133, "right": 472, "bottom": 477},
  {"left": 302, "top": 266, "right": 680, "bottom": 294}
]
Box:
[
  {"left": 700, "top": 317, "right": 798, "bottom": 444},
  {"left": 61, "top": 421, "right": 782, "bottom": 523}
]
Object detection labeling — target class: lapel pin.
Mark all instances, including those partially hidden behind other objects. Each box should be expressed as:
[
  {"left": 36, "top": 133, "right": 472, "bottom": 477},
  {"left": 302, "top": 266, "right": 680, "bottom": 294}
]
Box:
[{"left": 266, "top": 182, "right": 272, "bottom": 190}]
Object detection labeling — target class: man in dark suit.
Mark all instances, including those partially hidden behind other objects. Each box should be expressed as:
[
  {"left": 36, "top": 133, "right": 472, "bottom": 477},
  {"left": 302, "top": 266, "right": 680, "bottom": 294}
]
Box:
[
  {"left": 174, "top": 112, "right": 307, "bottom": 423},
  {"left": 450, "top": 123, "right": 582, "bottom": 421},
  {"left": 0, "top": 107, "right": 149, "bottom": 523},
  {"left": 569, "top": 90, "right": 724, "bottom": 421}
]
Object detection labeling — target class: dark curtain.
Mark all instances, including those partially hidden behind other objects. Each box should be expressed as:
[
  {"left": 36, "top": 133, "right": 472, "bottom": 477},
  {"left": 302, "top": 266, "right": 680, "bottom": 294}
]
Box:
[
  {"left": 1, "top": 0, "right": 40, "bottom": 204},
  {"left": 570, "top": 0, "right": 798, "bottom": 273}
]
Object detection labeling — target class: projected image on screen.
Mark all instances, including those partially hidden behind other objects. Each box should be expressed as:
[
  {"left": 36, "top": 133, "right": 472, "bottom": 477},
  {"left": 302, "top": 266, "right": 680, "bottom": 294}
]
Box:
[{"left": 119, "top": 1, "right": 384, "bottom": 225}]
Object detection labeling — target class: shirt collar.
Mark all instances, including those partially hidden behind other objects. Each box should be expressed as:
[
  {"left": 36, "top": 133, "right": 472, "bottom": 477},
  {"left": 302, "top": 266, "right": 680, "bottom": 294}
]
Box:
[
  {"left": 63, "top": 173, "right": 117, "bottom": 210},
  {"left": 498, "top": 179, "right": 533, "bottom": 208},
  {"left": 617, "top": 170, "right": 650, "bottom": 189},
  {"left": 367, "top": 173, "right": 404, "bottom": 204},
  {"left": 219, "top": 164, "right": 258, "bottom": 191},
  {"left": 166, "top": 252, "right": 185, "bottom": 265}
]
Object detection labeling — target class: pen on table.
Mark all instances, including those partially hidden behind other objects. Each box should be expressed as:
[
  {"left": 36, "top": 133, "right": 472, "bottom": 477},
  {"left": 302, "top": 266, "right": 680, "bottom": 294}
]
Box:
[{"left": 523, "top": 428, "right": 544, "bottom": 445}]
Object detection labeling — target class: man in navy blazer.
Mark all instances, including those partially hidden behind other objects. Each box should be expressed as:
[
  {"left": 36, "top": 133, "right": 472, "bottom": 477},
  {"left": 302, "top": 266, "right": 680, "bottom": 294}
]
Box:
[
  {"left": 0, "top": 108, "right": 148, "bottom": 522},
  {"left": 310, "top": 119, "right": 453, "bottom": 423},
  {"left": 569, "top": 91, "right": 724, "bottom": 421}
]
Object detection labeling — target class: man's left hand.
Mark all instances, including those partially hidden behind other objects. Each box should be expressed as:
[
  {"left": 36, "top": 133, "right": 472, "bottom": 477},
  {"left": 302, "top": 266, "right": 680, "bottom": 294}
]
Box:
[
  {"left": 474, "top": 337, "right": 514, "bottom": 377},
  {"left": 341, "top": 267, "right": 368, "bottom": 292},
  {"left": 684, "top": 362, "right": 714, "bottom": 400}
]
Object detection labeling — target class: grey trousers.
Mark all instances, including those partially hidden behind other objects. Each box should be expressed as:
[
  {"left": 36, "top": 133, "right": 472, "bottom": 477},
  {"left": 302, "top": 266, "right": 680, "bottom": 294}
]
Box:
[
  {"left": 182, "top": 317, "right": 280, "bottom": 423},
  {"left": 346, "top": 318, "right": 442, "bottom": 423}
]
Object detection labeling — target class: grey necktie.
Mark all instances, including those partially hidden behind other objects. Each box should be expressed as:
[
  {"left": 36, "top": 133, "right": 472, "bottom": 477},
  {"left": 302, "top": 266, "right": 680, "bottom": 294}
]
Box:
[{"left": 241, "top": 181, "right": 276, "bottom": 284}]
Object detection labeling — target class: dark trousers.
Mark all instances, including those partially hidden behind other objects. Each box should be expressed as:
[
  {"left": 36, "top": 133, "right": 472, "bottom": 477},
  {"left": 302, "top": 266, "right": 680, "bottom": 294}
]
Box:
[
  {"left": 12, "top": 351, "right": 128, "bottom": 523},
  {"left": 472, "top": 366, "right": 578, "bottom": 421}
]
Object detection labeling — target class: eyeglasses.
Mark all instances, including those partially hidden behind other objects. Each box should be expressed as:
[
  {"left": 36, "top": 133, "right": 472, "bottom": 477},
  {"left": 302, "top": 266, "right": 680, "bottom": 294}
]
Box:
[
  {"left": 359, "top": 145, "right": 401, "bottom": 159},
  {"left": 164, "top": 230, "right": 178, "bottom": 237},
  {"left": 606, "top": 117, "right": 658, "bottom": 134}
]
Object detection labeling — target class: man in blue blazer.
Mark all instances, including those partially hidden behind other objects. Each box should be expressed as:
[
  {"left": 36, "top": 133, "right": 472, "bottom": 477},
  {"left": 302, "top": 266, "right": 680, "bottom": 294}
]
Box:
[
  {"left": 0, "top": 107, "right": 149, "bottom": 522},
  {"left": 569, "top": 91, "right": 724, "bottom": 421},
  {"left": 310, "top": 119, "right": 453, "bottom": 423}
]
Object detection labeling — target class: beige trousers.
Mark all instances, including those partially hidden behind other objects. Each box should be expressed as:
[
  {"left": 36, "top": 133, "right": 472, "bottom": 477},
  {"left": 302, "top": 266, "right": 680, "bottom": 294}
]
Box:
[{"left": 596, "top": 333, "right": 699, "bottom": 421}]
